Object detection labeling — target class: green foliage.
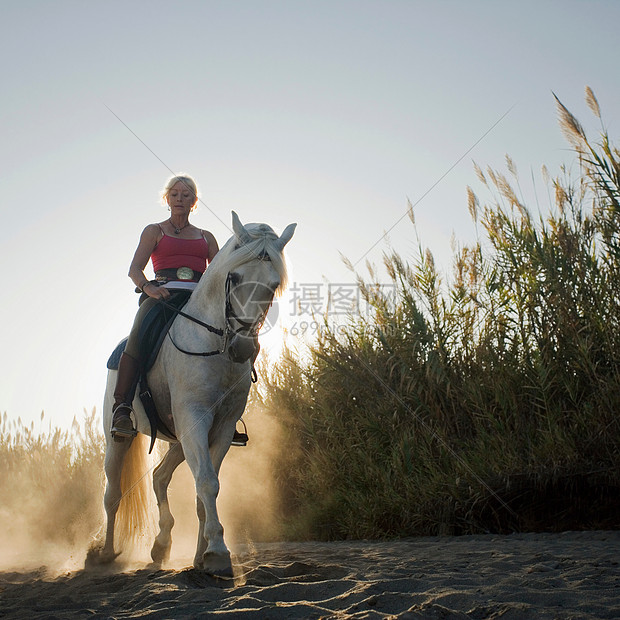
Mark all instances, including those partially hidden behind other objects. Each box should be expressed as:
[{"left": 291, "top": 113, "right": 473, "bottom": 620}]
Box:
[{"left": 263, "top": 90, "right": 620, "bottom": 539}]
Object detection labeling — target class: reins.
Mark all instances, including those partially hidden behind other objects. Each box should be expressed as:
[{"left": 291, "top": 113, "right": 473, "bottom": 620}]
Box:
[
  {"left": 161, "top": 297, "right": 226, "bottom": 358},
  {"left": 157, "top": 298, "right": 224, "bottom": 336}
]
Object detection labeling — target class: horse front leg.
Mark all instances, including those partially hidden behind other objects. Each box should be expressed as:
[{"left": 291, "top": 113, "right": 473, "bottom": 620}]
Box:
[
  {"left": 182, "top": 422, "right": 233, "bottom": 576},
  {"left": 192, "top": 462, "right": 232, "bottom": 576},
  {"left": 150, "top": 442, "right": 185, "bottom": 566},
  {"left": 193, "top": 438, "right": 231, "bottom": 568},
  {"left": 194, "top": 494, "right": 207, "bottom": 567}
]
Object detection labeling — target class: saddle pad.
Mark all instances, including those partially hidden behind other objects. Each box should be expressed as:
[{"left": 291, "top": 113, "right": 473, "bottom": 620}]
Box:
[
  {"left": 139, "top": 292, "right": 192, "bottom": 372},
  {"left": 107, "top": 338, "right": 128, "bottom": 370}
]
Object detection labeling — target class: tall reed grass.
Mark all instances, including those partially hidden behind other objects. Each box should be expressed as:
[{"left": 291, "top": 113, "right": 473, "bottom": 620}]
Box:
[
  {"left": 262, "top": 89, "right": 620, "bottom": 539},
  {"left": 0, "top": 409, "right": 105, "bottom": 565}
]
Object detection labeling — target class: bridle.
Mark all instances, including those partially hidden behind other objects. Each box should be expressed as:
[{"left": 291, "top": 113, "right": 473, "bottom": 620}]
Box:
[
  {"left": 163, "top": 251, "right": 273, "bottom": 359},
  {"left": 224, "top": 272, "right": 269, "bottom": 339}
]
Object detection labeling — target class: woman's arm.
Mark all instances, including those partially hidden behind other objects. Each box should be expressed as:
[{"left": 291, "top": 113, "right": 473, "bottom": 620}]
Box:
[
  {"left": 203, "top": 230, "right": 219, "bottom": 263},
  {"left": 128, "top": 224, "right": 170, "bottom": 299}
]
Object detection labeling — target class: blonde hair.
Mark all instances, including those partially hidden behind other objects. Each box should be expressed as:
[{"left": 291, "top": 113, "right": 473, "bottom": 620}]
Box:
[{"left": 161, "top": 174, "right": 199, "bottom": 210}]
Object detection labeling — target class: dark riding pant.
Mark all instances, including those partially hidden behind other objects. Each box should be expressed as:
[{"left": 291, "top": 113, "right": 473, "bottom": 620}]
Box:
[{"left": 124, "top": 297, "right": 159, "bottom": 360}]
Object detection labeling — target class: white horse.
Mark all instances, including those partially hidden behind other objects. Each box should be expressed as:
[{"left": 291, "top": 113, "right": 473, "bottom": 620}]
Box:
[{"left": 90, "top": 212, "right": 295, "bottom": 577}]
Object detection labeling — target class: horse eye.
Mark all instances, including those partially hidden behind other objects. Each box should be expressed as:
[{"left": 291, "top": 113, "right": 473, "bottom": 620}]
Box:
[{"left": 229, "top": 272, "right": 242, "bottom": 286}]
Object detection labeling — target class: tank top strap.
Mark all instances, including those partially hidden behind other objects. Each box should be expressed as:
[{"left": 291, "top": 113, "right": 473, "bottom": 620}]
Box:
[{"left": 154, "top": 223, "right": 165, "bottom": 245}]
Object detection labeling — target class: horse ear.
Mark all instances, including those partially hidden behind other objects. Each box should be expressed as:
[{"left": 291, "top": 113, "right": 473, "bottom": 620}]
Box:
[
  {"left": 276, "top": 223, "right": 297, "bottom": 251},
  {"left": 232, "top": 211, "right": 251, "bottom": 244}
]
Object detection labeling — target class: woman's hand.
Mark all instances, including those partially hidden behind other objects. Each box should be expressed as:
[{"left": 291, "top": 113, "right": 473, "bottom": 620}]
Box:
[{"left": 143, "top": 282, "right": 171, "bottom": 300}]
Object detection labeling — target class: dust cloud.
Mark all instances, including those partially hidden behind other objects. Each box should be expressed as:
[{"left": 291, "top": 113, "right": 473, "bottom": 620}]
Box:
[{"left": 0, "top": 403, "right": 290, "bottom": 572}]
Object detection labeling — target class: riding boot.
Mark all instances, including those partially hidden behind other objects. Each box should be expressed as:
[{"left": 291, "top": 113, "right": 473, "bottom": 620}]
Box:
[{"left": 111, "top": 352, "right": 140, "bottom": 440}]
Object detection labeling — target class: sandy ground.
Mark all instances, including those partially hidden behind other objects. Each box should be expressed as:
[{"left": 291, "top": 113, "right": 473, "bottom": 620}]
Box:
[{"left": 0, "top": 531, "right": 619, "bottom": 619}]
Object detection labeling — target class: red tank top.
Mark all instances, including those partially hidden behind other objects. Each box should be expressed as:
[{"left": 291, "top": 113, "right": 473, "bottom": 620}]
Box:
[{"left": 151, "top": 234, "right": 210, "bottom": 273}]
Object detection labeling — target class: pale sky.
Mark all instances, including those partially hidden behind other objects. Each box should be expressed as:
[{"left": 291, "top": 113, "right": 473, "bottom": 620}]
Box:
[{"left": 2, "top": 0, "right": 619, "bottom": 431}]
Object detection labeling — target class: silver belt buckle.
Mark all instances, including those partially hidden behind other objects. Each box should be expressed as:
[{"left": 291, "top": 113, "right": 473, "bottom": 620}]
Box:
[{"left": 176, "top": 266, "right": 194, "bottom": 281}]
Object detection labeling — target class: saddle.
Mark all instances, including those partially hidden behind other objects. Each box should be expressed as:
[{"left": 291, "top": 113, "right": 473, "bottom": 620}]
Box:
[{"left": 107, "top": 291, "right": 193, "bottom": 452}]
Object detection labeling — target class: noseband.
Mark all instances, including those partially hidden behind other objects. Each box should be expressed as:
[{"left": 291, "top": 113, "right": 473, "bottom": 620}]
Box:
[{"left": 224, "top": 273, "right": 270, "bottom": 340}]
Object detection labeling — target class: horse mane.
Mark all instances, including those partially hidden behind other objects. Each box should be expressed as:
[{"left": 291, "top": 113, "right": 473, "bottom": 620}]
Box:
[{"left": 211, "top": 223, "right": 289, "bottom": 296}]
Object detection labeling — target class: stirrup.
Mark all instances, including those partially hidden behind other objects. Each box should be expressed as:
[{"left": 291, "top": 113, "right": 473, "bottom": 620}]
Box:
[
  {"left": 231, "top": 418, "right": 249, "bottom": 447},
  {"left": 111, "top": 403, "right": 137, "bottom": 440}
]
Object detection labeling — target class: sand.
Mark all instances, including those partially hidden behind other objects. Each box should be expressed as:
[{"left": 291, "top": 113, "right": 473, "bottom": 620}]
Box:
[{"left": 1, "top": 531, "right": 619, "bottom": 619}]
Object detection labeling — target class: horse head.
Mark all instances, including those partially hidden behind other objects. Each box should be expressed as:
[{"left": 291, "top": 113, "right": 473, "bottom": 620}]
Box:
[{"left": 226, "top": 211, "right": 296, "bottom": 363}]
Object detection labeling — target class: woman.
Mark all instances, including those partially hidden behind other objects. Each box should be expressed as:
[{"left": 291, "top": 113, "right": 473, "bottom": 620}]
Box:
[{"left": 111, "top": 174, "right": 219, "bottom": 439}]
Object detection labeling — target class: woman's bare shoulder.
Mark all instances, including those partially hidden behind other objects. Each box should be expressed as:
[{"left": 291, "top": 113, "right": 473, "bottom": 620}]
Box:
[
  {"left": 201, "top": 229, "right": 217, "bottom": 243},
  {"left": 201, "top": 229, "right": 219, "bottom": 260},
  {"left": 142, "top": 222, "right": 165, "bottom": 239}
]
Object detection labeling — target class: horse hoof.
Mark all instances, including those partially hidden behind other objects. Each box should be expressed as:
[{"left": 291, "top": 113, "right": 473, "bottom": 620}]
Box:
[
  {"left": 150, "top": 540, "right": 170, "bottom": 566},
  {"left": 85, "top": 544, "right": 120, "bottom": 568},
  {"left": 202, "top": 551, "right": 233, "bottom": 578}
]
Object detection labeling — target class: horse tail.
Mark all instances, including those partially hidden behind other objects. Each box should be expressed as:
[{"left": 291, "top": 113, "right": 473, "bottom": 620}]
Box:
[{"left": 116, "top": 433, "right": 157, "bottom": 553}]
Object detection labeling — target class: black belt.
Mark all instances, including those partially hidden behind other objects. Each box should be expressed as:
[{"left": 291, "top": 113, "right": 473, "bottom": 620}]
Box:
[{"left": 155, "top": 267, "right": 204, "bottom": 283}]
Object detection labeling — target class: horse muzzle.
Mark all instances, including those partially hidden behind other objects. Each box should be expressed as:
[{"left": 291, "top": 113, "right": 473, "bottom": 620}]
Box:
[{"left": 227, "top": 333, "right": 258, "bottom": 364}]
